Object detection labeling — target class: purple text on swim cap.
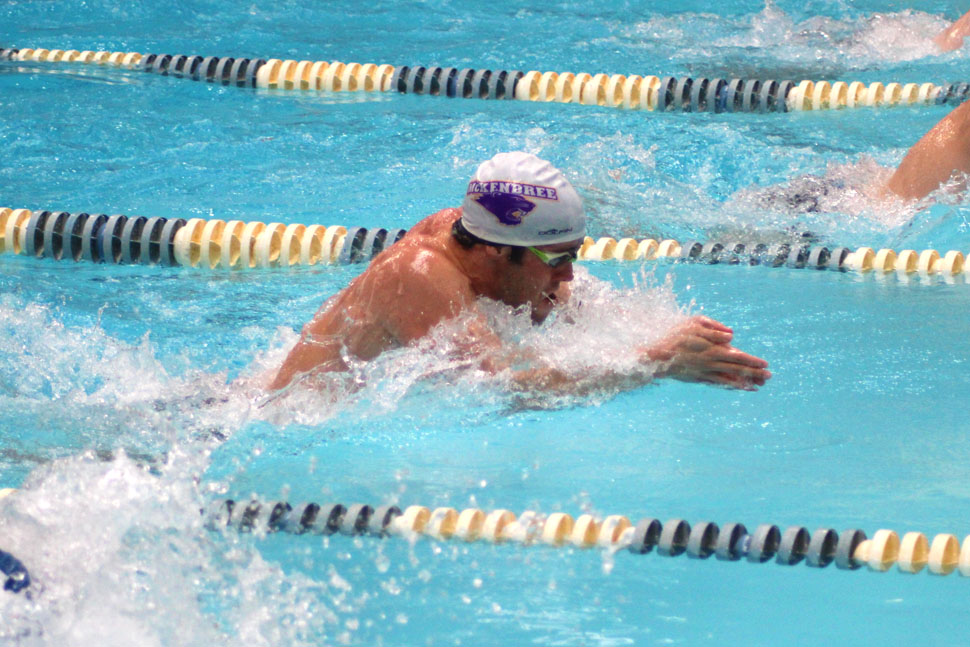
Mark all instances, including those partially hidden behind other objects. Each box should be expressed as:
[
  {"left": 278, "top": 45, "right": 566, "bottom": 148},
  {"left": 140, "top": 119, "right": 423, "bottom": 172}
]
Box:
[{"left": 466, "top": 181, "right": 559, "bottom": 201}]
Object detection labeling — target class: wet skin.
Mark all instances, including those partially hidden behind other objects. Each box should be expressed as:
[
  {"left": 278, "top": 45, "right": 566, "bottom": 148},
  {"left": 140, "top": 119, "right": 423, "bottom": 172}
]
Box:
[
  {"left": 270, "top": 208, "right": 770, "bottom": 393},
  {"left": 887, "top": 100, "right": 970, "bottom": 201}
]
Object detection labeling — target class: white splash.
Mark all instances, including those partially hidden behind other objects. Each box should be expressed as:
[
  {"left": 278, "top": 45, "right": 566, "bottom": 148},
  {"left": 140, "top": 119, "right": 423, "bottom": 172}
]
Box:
[{"left": 256, "top": 267, "right": 688, "bottom": 422}]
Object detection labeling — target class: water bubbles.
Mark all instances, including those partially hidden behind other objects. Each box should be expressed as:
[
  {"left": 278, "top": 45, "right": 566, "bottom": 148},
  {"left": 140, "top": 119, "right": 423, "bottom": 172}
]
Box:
[
  {"left": 374, "top": 552, "right": 390, "bottom": 574},
  {"left": 380, "top": 578, "right": 402, "bottom": 596},
  {"left": 329, "top": 572, "right": 351, "bottom": 591}
]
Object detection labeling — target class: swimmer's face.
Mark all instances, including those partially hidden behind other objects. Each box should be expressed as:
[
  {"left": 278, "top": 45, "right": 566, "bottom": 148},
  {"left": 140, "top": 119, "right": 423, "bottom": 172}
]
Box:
[{"left": 498, "top": 239, "right": 580, "bottom": 324}]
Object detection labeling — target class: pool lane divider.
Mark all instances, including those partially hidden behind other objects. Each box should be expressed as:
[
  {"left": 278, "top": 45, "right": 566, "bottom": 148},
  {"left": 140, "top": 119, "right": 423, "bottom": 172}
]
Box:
[
  {"left": 0, "top": 208, "right": 406, "bottom": 269},
  {"left": 3, "top": 46, "right": 967, "bottom": 112},
  {"left": 579, "top": 235, "right": 970, "bottom": 277},
  {"left": 3, "top": 208, "right": 969, "bottom": 279},
  {"left": 205, "top": 498, "right": 970, "bottom": 578}
]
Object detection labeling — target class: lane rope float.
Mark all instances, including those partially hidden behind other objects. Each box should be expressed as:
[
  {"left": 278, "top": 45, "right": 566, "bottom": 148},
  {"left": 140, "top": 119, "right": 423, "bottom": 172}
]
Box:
[
  {"left": 2, "top": 47, "right": 966, "bottom": 113},
  {"left": 0, "top": 490, "right": 30, "bottom": 595},
  {"left": 202, "top": 497, "right": 970, "bottom": 579},
  {"left": 2, "top": 208, "right": 969, "bottom": 280}
]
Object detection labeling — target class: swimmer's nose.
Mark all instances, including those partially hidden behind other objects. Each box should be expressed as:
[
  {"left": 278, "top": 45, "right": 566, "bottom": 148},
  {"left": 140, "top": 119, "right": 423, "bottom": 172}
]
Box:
[{"left": 553, "top": 262, "right": 574, "bottom": 282}]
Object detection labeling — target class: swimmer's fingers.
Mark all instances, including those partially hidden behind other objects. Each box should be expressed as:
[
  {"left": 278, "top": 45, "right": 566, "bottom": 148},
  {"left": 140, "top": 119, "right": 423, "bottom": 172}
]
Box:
[
  {"left": 694, "top": 359, "right": 771, "bottom": 383},
  {"left": 679, "top": 317, "right": 734, "bottom": 345},
  {"left": 670, "top": 350, "right": 771, "bottom": 388},
  {"left": 698, "top": 372, "right": 762, "bottom": 391},
  {"left": 716, "top": 345, "right": 770, "bottom": 369},
  {"left": 692, "top": 316, "right": 733, "bottom": 335}
]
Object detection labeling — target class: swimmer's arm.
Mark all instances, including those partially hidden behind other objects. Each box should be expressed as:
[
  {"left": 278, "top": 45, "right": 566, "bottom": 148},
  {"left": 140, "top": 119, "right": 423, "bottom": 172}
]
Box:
[
  {"left": 269, "top": 300, "right": 347, "bottom": 390},
  {"left": 640, "top": 316, "right": 771, "bottom": 390},
  {"left": 886, "top": 101, "right": 970, "bottom": 200},
  {"left": 490, "top": 316, "right": 771, "bottom": 394},
  {"left": 378, "top": 261, "right": 770, "bottom": 392},
  {"left": 935, "top": 10, "right": 970, "bottom": 51}
]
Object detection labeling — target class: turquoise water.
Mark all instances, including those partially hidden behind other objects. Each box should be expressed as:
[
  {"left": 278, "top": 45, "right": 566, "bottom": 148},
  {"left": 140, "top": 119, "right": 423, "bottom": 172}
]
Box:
[{"left": 3, "top": 1, "right": 970, "bottom": 645}]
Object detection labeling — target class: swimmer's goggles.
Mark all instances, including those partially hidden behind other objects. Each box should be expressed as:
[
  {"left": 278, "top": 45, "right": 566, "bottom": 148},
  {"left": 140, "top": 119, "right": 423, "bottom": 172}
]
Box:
[{"left": 527, "top": 245, "right": 580, "bottom": 268}]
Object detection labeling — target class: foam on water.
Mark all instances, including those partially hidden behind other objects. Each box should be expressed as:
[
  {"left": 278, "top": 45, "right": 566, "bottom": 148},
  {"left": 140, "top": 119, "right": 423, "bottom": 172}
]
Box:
[
  {"left": 0, "top": 451, "right": 357, "bottom": 646},
  {"left": 0, "top": 293, "right": 254, "bottom": 463},
  {"left": 0, "top": 263, "right": 691, "bottom": 644},
  {"left": 612, "top": 3, "right": 953, "bottom": 76},
  {"left": 256, "top": 267, "right": 687, "bottom": 423}
]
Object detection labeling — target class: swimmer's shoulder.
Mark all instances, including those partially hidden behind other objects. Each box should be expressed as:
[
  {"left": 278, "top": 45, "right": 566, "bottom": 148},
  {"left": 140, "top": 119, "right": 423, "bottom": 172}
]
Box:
[{"left": 368, "top": 207, "right": 465, "bottom": 279}]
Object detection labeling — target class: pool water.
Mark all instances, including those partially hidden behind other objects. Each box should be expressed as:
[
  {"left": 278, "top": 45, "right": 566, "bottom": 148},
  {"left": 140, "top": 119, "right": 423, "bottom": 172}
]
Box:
[{"left": 3, "top": 1, "right": 970, "bottom": 645}]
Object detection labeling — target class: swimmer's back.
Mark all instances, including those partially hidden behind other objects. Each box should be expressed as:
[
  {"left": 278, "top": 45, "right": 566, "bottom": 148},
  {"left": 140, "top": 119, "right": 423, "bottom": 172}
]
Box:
[{"left": 269, "top": 208, "right": 469, "bottom": 389}]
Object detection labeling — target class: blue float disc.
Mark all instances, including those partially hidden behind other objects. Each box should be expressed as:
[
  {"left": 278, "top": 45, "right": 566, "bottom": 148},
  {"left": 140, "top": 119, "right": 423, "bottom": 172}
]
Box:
[
  {"left": 774, "top": 80, "right": 794, "bottom": 112},
  {"left": 23, "top": 210, "right": 51, "bottom": 258},
  {"left": 835, "top": 529, "right": 867, "bottom": 570},
  {"left": 138, "top": 54, "right": 157, "bottom": 71},
  {"left": 360, "top": 227, "right": 389, "bottom": 260},
  {"left": 389, "top": 65, "right": 410, "bottom": 93},
  {"left": 776, "top": 526, "right": 811, "bottom": 565},
  {"left": 244, "top": 59, "right": 266, "bottom": 88},
  {"left": 159, "top": 218, "right": 187, "bottom": 266},
  {"left": 741, "top": 79, "right": 762, "bottom": 112},
  {"left": 151, "top": 54, "right": 172, "bottom": 75},
  {"left": 758, "top": 79, "right": 778, "bottom": 112},
  {"left": 228, "top": 58, "right": 249, "bottom": 87},
  {"left": 42, "top": 211, "right": 70, "bottom": 261},
  {"left": 504, "top": 70, "right": 524, "bottom": 100},
  {"left": 421, "top": 66, "right": 442, "bottom": 95},
  {"left": 706, "top": 78, "right": 726, "bottom": 113},
  {"left": 746, "top": 524, "right": 781, "bottom": 563},
  {"left": 336, "top": 227, "right": 368, "bottom": 264},
  {"left": 194, "top": 56, "right": 219, "bottom": 81},
  {"left": 657, "top": 519, "right": 690, "bottom": 557},
  {"left": 80, "top": 214, "right": 108, "bottom": 262},
  {"left": 455, "top": 68, "right": 475, "bottom": 98},
  {"left": 436, "top": 67, "right": 457, "bottom": 97},
  {"left": 138, "top": 217, "right": 167, "bottom": 265},
  {"left": 339, "top": 504, "right": 374, "bottom": 536},
  {"left": 62, "top": 212, "right": 90, "bottom": 261},
  {"left": 167, "top": 55, "right": 187, "bottom": 77},
  {"left": 487, "top": 70, "right": 508, "bottom": 100},
  {"left": 657, "top": 76, "right": 677, "bottom": 111},
  {"left": 627, "top": 518, "right": 662, "bottom": 554},
  {"left": 405, "top": 66, "right": 427, "bottom": 94},
  {"left": 212, "top": 57, "right": 235, "bottom": 85},
  {"left": 470, "top": 69, "right": 491, "bottom": 99},
  {"left": 98, "top": 214, "right": 128, "bottom": 264},
  {"left": 714, "top": 522, "right": 748, "bottom": 561},
  {"left": 120, "top": 216, "right": 148, "bottom": 264},
  {"left": 674, "top": 77, "right": 693, "bottom": 111},
  {"left": 689, "top": 77, "right": 709, "bottom": 112}
]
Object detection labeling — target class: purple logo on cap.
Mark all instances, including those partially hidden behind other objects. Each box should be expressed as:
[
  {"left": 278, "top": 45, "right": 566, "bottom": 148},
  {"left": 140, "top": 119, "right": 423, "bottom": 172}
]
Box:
[
  {"left": 467, "top": 180, "right": 558, "bottom": 226},
  {"left": 474, "top": 192, "right": 535, "bottom": 226}
]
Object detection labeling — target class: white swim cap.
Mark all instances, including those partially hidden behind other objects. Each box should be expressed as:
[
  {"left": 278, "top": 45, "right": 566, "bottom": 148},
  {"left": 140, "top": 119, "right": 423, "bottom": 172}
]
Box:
[{"left": 460, "top": 152, "right": 585, "bottom": 246}]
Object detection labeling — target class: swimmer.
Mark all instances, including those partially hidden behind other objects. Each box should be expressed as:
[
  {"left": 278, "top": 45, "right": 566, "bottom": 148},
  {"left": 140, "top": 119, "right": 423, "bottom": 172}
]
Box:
[
  {"left": 886, "top": 99, "right": 970, "bottom": 200},
  {"left": 270, "top": 152, "right": 771, "bottom": 393},
  {"left": 935, "top": 9, "right": 970, "bottom": 51},
  {"left": 741, "top": 97, "right": 970, "bottom": 216}
]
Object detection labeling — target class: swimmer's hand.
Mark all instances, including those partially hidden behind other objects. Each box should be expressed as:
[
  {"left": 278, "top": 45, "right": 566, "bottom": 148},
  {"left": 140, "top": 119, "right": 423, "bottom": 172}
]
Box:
[{"left": 643, "top": 316, "right": 771, "bottom": 390}]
